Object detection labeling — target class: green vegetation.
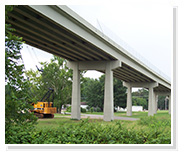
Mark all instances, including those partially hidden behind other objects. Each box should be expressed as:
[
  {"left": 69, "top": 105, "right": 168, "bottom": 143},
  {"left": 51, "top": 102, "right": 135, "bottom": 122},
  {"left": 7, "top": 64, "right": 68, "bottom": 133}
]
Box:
[
  {"left": 28, "top": 111, "right": 171, "bottom": 144},
  {"left": 132, "top": 89, "right": 168, "bottom": 110},
  {"left": 26, "top": 57, "right": 73, "bottom": 113},
  {"left": 81, "top": 76, "right": 127, "bottom": 111},
  {"left": 5, "top": 111, "right": 170, "bottom": 144},
  {"left": 66, "top": 106, "right": 87, "bottom": 113},
  {"left": 5, "top": 6, "right": 171, "bottom": 144},
  {"left": 115, "top": 110, "right": 170, "bottom": 118},
  {"left": 5, "top": 6, "right": 37, "bottom": 144}
]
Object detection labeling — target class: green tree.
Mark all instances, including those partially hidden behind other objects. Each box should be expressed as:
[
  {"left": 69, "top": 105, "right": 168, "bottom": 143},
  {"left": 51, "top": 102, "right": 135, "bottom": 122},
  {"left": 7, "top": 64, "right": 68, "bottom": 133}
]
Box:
[
  {"left": 132, "top": 88, "right": 148, "bottom": 109},
  {"left": 42, "top": 56, "right": 73, "bottom": 112},
  {"left": 158, "top": 96, "right": 166, "bottom": 110},
  {"left": 5, "top": 5, "right": 37, "bottom": 143},
  {"left": 81, "top": 75, "right": 127, "bottom": 111},
  {"left": 132, "top": 97, "right": 147, "bottom": 109},
  {"left": 25, "top": 69, "right": 43, "bottom": 102},
  {"left": 114, "top": 78, "right": 127, "bottom": 108},
  {"left": 26, "top": 56, "right": 86, "bottom": 112},
  {"left": 26, "top": 56, "right": 73, "bottom": 112},
  {"left": 81, "top": 77, "right": 104, "bottom": 110}
]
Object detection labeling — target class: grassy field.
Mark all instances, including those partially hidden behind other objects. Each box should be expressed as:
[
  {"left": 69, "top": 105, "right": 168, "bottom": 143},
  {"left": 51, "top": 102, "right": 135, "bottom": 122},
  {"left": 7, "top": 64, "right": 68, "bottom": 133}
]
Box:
[
  {"left": 33, "top": 111, "right": 171, "bottom": 144},
  {"left": 36, "top": 111, "right": 171, "bottom": 129},
  {"left": 54, "top": 110, "right": 170, "bottom": 119},
  {"left": 114, "top": 110, "right": 170, "bottom": 119}
]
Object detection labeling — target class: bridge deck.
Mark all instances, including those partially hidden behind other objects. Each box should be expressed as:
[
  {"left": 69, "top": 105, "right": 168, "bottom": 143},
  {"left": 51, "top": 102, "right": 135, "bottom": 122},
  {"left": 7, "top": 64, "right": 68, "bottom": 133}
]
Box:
[{"left": 6, "top": 5, "right": 170, "bottom": 92}]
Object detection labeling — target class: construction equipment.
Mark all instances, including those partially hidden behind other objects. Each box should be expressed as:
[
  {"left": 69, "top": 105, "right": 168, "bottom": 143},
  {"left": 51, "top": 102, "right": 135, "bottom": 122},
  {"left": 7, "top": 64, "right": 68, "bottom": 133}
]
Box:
[{"left": 31, "top": 88, "right": 57, "bottom": 118}]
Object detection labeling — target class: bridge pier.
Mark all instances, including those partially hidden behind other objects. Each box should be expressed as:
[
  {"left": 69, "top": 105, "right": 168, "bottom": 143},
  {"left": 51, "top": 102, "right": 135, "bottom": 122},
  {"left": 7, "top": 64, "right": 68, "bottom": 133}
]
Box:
[
  {"left": 103, "top": 62, "right": 114, "bottom": 121},
  {"left": 148, "top": 86, "right": 155, "bottom": 116},
  {"left": 123, "top": 82, "right": 158, "bottom": 116},
  {"left": 154, "top": 94, "right": 158, "bottom": 114},
  {"left": 122, "top": 82, "right": 132, "bottom": 116},
  {"left": 169, "top": 94, "right": 171, "bottom": 114},
  {"left": 67, "top": 60, "right": 121, "bottom": 121},
  {"left": 68, "top": 62, "right": 81, "bottom": 120},
  {"left": 155, "top": 92, "right": 171, "bottom": 114}
]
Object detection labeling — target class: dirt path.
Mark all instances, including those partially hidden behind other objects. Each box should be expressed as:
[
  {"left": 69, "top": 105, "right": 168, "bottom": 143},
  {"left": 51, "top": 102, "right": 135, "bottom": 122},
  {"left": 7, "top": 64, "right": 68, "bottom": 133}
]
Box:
[{"left": 57, "top": 114, "right": 139, "bottom": 121}]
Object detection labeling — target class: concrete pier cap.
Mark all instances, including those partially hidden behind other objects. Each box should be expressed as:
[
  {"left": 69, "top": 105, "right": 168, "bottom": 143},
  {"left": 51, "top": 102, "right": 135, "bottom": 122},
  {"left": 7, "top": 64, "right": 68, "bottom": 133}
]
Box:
[{"left": 67, "top": 60, "right": 121, "bottom": 121}]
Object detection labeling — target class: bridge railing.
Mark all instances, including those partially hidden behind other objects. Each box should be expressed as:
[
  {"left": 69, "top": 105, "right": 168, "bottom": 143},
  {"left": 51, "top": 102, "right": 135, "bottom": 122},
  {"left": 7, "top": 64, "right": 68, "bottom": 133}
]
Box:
[{"left": 96, "top": 21, "right": 171, "bottom": 82}]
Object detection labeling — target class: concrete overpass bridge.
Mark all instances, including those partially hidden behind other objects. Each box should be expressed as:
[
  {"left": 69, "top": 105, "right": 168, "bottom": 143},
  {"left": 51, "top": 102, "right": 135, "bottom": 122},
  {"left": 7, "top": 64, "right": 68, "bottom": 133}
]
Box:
[{"left": 7, "top": 5, "right": 171, "bottom": 121}]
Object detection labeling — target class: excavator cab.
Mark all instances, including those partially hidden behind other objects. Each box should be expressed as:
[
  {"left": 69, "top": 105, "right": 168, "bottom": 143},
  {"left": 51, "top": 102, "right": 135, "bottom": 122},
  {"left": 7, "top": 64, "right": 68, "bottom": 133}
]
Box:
[{"left": 31, "top": 88, "right": 56, "bottom": 118}]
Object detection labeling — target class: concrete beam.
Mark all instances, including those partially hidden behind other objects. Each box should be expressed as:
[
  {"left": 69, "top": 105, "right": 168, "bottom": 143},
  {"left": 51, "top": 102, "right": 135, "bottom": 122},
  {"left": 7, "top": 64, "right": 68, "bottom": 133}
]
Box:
[
  {"left": 123, "top": 82, "right": 158, "bottom": 89},
  {"left": 67, "top": 60, "right": 121, "bottom": 71},
  {"left": 155, "top": 92, "right": 171, "bottom": 96},
  {"left": 122, "top": 81, "right": 131, "bottom": 88}
]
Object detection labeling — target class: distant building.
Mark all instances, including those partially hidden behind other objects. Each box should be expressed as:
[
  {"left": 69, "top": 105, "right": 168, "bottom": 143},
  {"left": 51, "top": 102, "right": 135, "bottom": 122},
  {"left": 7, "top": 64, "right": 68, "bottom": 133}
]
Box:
[
  {"left": 117, "top": 106, "right": 143, "bottom": 112},
  {"left": 80, "top": 102, "right": 88, "bottom": 110},
  {"left": 61, "top": 102, "right": 88, "bottom": 112}
]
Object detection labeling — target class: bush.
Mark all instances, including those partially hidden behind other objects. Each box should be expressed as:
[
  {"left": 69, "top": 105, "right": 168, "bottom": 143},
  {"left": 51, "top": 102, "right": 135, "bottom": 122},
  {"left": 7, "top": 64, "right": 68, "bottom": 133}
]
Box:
[
  {"left": 81, "top": 107, "right": 86, "bottom": 113},
  {"left": 66, "top": 106, "right": 86, "bottom": 113},
  {"left": 90, "top": 107, "right": 94, "bottom": 113},
  {"left": 136, "top": 116, "right": 171, "bottom": 144},
  {"left": 7, "top": 117, "right": 171, "bottom": 144},
  {"left": 66, "top": 106, "right": 71, "bottom": 112},
  {"left": 96, "top": 107, "right": 102, "bottom": 112},
  {"left": 5, "top": 124, "right": 35, "bottom": 144}
]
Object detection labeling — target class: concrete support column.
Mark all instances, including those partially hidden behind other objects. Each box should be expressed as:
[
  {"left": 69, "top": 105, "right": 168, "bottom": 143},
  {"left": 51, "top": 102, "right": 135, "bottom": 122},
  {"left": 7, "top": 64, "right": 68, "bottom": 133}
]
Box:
[
  {"left": 103, "top": 62, "right": 114, "bottom": 121},
  {"left": 148, "top": 82, "right": 158, "bottom": 116},
  {"left": 123, "top": 82, "right": 132, "bottom": 116},
  {"left": 155, "top": 95, "right": 158, "bottom": 114},
  {"left": 148, "top": 86, "right": 154, "bottom": 116},
  {"left": 126, "top": 86, "right": 132, "bottom": 116},
  {"left": 71, "top": 62, "right": 81, "bottom": 120},
  {"left": 169, "top": 94, "right": 171, "bottom": 114},
  {"left": 67, "top": 60, "right": 121, "bottom": 122},
  {"left": 153, "top": 93, "right": 158, "bottom": 114},
  {"left": 155, "top": 91, "right": 171, "bottom": 114}
]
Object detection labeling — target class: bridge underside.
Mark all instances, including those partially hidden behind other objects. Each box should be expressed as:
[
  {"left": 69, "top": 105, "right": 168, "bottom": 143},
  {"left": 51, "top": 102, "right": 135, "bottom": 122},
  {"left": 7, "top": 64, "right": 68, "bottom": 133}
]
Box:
[
  {"left": 7, "top": 5, "right": 170, "bottom": 93},
  {"left": 6, "top": 5, "right": 171, "bottom": 121}
]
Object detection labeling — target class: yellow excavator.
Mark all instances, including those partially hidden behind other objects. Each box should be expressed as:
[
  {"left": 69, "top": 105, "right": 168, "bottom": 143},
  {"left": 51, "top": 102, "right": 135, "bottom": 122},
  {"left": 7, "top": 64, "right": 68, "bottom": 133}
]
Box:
[{"left": 31, "top": 88, "right": 56, "bottom": 118}]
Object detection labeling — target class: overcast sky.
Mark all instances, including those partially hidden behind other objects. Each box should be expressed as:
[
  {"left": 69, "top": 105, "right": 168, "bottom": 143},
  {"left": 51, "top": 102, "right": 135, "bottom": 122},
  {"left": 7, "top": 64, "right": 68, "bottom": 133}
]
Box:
[{"left": 21, "top": 2, "right": 173, "bottom": 81}]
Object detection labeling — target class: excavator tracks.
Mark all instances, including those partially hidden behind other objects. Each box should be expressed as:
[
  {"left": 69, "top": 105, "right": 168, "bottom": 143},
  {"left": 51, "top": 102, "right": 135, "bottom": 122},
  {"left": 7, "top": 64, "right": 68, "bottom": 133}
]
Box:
[{"left": 34, "top": 112, "right": 54, "bottom": 119}]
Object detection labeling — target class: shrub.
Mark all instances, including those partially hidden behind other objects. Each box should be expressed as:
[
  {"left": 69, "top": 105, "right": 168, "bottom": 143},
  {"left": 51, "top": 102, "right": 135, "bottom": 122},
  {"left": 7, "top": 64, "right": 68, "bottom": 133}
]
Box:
[
  {"left": 90, "top": 107, "right": 94, "bottom": 113},
  {"left": 96, "top": 107, "right": 102, "bottom": 112},
  {"left": 81, "top": 107, "right": 86, "bottom": 113},
  {"left": 66, "top": 106, "right": 71, "bottom": 112},
  {"left": 7, "top": 117, "right": 171, "bottom": 144},
  {"left": 66, "top": 106, "right": 86, "bottom": 113}
]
